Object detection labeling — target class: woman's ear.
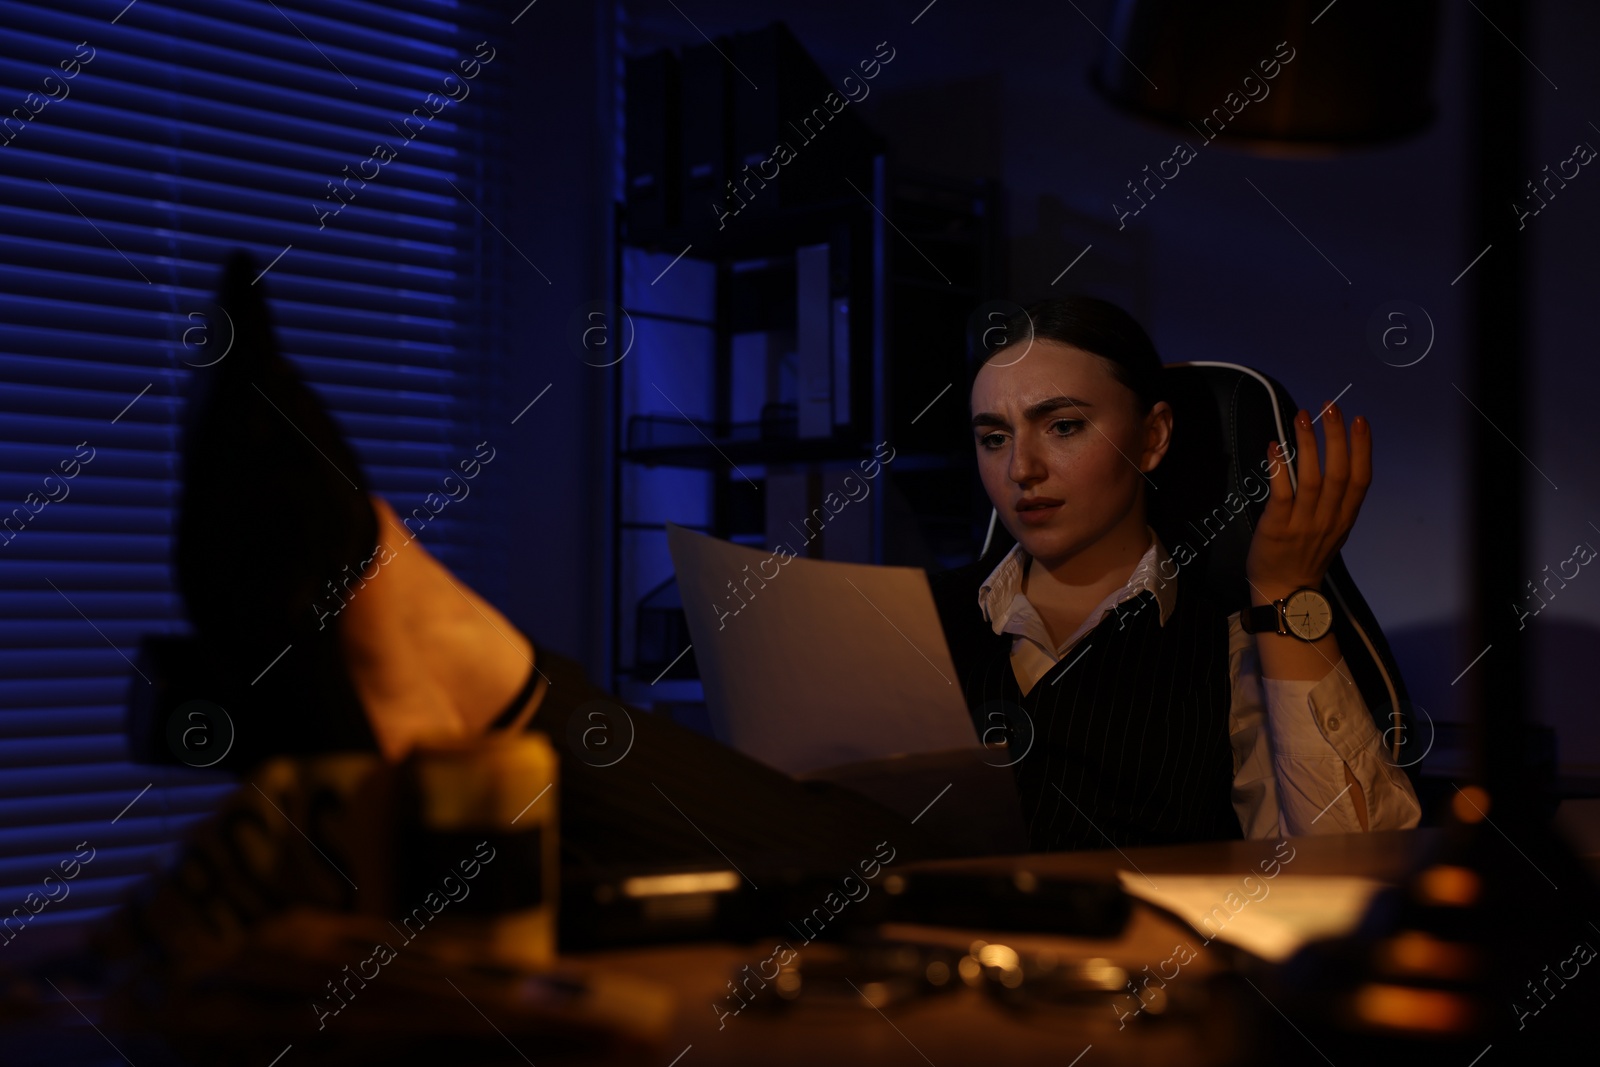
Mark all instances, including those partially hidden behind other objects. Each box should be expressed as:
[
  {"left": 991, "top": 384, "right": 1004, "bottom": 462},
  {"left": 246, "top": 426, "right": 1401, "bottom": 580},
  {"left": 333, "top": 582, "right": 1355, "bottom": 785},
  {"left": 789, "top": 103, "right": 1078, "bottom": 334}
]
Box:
[{"left": 1140, "top": 400, "right": 1175, "bottom": 472}]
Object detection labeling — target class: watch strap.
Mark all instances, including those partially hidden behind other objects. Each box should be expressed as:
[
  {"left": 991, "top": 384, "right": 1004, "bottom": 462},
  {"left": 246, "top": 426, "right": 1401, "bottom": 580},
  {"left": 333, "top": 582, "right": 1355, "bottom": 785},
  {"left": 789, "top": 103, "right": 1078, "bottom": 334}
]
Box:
[{"left": 1241, "top": 602, "right": 1283, "bottom": 635}]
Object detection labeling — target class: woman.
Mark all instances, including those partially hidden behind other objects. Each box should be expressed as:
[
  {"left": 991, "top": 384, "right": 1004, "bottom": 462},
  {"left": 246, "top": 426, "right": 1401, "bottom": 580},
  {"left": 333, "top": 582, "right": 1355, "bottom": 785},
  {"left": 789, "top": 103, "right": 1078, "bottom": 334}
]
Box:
[{"left": 927, "top": 295, "right": 1420, "bottom": 851}]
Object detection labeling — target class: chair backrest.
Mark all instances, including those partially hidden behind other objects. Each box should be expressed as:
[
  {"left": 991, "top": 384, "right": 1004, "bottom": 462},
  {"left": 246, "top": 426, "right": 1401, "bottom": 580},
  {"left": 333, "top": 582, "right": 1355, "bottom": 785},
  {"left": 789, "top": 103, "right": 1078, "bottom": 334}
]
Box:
[{"left": 978, "top": 361, "right": 1421, "bottom": 779}]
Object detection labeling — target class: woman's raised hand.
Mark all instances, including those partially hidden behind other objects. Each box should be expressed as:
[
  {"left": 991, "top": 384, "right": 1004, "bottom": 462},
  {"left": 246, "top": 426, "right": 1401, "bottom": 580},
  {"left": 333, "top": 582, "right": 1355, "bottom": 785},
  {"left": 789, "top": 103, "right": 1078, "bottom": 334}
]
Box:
[{"left": 1245, "top": 401, "right": 1373, "bottom": 596}]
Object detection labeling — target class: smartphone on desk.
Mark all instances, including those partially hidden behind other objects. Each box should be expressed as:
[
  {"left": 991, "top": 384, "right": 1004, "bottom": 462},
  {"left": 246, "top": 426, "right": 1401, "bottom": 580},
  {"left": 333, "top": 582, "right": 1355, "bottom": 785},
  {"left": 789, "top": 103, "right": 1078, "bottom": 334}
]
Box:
[
  {"left": 864, "top": 868, "right": 1132, "bottom": 938},
  {"left": 562, "top": 863, "right": 1130, "bottom": 950}
]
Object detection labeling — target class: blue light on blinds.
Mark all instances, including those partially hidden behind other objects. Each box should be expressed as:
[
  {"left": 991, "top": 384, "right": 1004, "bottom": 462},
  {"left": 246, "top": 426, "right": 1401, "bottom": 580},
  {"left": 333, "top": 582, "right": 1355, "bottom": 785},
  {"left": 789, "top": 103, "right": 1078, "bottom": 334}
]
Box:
[{"left": 0, "top": 0, "right": 487, "bottom": 957}]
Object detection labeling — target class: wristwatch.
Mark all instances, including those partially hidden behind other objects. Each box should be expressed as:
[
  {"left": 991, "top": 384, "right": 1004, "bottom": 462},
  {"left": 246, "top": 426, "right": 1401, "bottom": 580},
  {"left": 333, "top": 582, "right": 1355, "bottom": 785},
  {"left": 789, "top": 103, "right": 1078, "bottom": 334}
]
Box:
[{"left": 1240, "top": 585, "right": 1334, "bottom": 641}]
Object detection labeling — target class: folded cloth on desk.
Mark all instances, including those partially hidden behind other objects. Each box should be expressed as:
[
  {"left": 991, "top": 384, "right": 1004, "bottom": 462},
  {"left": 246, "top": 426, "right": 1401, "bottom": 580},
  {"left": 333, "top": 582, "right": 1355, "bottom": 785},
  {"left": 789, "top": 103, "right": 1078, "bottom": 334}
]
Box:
[{"left": 1117, "top": 871, "right": 1387, "bottom": 962}]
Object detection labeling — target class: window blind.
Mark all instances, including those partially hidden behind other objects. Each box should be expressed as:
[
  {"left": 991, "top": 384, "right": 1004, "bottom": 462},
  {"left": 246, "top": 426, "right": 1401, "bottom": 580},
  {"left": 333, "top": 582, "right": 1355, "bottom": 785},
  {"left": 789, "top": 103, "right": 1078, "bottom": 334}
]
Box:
[{"left": 0, "top": 0, "right": 492, "bottom": 958}]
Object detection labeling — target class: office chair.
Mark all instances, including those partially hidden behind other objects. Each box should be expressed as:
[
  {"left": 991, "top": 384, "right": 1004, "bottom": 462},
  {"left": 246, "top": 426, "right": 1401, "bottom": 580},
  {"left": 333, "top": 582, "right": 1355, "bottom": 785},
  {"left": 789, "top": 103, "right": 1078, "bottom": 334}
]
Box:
[{"left": 977, "top": 360, "right": 1420, "bottom": 779}]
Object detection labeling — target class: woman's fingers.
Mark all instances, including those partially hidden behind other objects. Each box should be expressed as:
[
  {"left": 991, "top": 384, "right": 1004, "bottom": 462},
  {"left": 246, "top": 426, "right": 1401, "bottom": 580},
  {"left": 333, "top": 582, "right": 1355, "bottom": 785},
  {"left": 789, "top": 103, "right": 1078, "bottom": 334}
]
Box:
[
  {"left": 1287, "top": 407, "right": 1320, "bottom": 528},
  {"left": 1313, "top": 401, "right": 1351, "bottom": 532},
  {"left": 1262, "top": 438, "right": 1295, "bottom": 524},
  {"left": 1312, "top": 401, "right": 1373, "bottom": 545},
  {"left": 1337, "top": 414, "right": 1373, "bottom": 534},
  {"left": 1253, "top": 404, "right": 1372, "bottom": 585}
]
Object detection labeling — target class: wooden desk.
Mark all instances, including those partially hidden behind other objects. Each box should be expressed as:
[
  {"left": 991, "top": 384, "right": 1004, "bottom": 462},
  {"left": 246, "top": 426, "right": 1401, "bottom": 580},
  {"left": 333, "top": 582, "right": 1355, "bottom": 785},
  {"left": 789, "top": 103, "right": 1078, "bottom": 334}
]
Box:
[
  {"left": 560, "top": 829, "right": 1434, "bottom": 1067},
  {"left": 7, "top": 828, "right": 1492, "bottom": 1067}
]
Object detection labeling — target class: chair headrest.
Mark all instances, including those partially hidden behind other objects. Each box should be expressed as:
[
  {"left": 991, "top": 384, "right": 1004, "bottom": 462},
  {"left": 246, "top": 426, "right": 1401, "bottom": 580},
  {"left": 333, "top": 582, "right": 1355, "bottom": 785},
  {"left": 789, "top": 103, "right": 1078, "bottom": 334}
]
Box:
[{"left": 1148, "top": 361, "right": 1301, "bottom": 611}]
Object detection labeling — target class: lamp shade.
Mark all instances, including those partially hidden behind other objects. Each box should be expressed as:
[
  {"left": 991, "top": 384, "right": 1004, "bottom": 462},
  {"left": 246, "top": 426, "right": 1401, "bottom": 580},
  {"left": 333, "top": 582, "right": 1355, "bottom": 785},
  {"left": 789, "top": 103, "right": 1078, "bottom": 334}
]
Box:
[{"left": 1093, "top": 0, "right": 1442, "bottom": 151}]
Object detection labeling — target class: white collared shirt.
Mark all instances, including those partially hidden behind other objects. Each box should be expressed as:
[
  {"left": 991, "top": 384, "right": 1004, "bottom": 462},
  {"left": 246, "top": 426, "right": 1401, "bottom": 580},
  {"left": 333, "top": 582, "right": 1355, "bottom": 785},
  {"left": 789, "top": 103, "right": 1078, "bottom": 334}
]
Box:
[{"left": 978, "top": 528, "right": 1421, "bottom": 838}]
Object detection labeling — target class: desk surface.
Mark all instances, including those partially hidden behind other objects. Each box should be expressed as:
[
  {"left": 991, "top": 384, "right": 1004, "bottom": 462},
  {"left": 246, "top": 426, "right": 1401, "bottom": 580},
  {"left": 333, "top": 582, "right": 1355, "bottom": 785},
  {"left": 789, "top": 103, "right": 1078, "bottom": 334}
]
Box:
[
  {"left": 560, "top": 829, "right": 1437, "bottom": 1067},
  {"left": 21, "top": 826, "right": 1573, "bottom": 1067}
]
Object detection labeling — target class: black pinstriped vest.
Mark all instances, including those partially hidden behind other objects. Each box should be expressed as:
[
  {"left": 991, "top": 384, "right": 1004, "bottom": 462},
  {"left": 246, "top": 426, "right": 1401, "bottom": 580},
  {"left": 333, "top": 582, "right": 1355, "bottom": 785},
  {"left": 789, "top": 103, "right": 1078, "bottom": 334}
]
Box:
[{"left": 929, "top": 559, "right": 1241, "bottom": 852}]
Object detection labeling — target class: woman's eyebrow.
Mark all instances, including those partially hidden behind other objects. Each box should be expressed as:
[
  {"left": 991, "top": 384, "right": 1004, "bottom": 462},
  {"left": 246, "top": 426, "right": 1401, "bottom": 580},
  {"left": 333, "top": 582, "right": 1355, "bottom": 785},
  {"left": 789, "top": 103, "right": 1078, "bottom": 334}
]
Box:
[{"left": 970, "top": 395, "right": 1094, "bottom": 429}]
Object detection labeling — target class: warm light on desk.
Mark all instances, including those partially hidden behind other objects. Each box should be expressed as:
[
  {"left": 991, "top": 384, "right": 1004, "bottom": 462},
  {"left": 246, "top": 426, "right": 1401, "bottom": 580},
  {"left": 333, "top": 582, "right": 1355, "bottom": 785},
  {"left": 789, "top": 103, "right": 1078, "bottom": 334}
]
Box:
[
  {"left": 1350, "top": 983, "right": 1476, "bottom": 1033},
  {"left": 621, "top": 870, "right": 741, "bottom": 897},
  {"left": 1374, "top": 930, "right": 1483, "bottom": 979},
  {"left": 1413, "top": 864, "right": 1481, "bottom": 907}
]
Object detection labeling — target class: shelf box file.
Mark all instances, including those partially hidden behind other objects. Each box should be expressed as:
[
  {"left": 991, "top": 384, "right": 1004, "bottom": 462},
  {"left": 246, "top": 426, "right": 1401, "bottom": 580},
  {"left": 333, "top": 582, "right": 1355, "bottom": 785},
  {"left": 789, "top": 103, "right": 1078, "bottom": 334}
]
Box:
[{"left": 796, "top": 243, "right": 832, "bottom": 439}]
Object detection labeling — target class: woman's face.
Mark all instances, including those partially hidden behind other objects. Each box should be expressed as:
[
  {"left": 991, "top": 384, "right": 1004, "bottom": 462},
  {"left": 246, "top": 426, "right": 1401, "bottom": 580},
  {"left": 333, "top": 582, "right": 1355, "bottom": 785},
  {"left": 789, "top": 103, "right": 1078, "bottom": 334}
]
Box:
[{"left": 969, "top": 339, "right": 1171, "bottom": 568}]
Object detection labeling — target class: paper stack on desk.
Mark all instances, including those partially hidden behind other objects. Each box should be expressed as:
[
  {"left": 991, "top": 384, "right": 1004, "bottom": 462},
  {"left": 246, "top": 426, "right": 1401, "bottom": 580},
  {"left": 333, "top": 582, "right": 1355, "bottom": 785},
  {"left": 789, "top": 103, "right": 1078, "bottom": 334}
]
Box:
[
  {"left": 665, "top": 524, "right": 982, "bottom": 775},
  {"left": 1117, "top": 872, "right": 1388, "bottom": 962}
]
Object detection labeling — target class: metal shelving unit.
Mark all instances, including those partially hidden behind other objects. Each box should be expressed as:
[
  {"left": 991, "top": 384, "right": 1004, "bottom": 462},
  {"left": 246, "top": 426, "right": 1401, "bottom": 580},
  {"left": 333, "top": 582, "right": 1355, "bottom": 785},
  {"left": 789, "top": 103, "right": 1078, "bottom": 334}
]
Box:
[{"left": 608, "top": 145, "right": 1000, "bottom": 725}]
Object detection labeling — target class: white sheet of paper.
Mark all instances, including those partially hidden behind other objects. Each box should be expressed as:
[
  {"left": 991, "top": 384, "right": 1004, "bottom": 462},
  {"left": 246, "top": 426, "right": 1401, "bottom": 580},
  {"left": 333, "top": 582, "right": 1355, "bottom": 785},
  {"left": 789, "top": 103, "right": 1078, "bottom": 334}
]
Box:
[
  {"left": 1117, "top": 871, "right": 1387, "bottom": 961},
  {"left": 666, "top": 524, "right": 981, "bottom": 775}
]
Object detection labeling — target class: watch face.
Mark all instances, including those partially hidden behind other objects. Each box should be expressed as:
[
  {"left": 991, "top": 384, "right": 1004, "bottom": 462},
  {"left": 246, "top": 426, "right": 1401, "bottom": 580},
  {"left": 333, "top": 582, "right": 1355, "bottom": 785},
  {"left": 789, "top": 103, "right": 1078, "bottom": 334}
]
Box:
[{"left": 1284, "top": 589, "right": 1333, "bottom": 640}]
